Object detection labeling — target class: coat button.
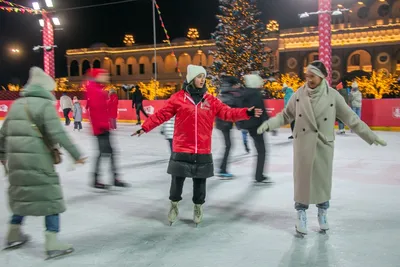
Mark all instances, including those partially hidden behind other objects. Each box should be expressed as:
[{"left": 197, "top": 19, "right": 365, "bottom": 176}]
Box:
[
  {"left": 330, "top": 104, "right": 333, "bottom": 107},
  {"left": 296, "top": 99, "right": 299, "bottom": 102},
  {"left": 315, "top": 130, "right": 318, "bottom": 133},
  {"left": 324, "top": 118, "right": 327, "bottom": 121},
  {"left": 299, "top": 114, "right": 302, "bottom": 117},
  {"left": 303, "top": 128, "right": 306, "bottom": 131}
]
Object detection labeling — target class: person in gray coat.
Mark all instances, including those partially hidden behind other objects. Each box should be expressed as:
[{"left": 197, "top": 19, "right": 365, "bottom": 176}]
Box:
[
  {"left": 72, "top": 96, "right": 83, "bottom": 131},
  {"left": 257, "top": 61, "right": 387, "bottom": 235}
]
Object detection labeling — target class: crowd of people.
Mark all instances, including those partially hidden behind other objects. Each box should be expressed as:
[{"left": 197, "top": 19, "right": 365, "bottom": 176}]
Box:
[{"left": 0, "top": 61, "right": 388, "bottom": 259}]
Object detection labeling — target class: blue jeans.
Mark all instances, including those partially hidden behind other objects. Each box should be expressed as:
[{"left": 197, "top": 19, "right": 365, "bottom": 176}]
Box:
[
  {"left": 338, "top": 120, "right": 345, "bottom": 130},
  {"left": 11, "top": 214, "right": 60, "bottom": 232},
  {"left": 241, "top": 130, "right": 248, "bottom": 145},
  {"left": 295, "top": 201, "right": 330, "bottom": 210},
  {"left": 352, "top": 107, "right": 361, "bottom": 118}
]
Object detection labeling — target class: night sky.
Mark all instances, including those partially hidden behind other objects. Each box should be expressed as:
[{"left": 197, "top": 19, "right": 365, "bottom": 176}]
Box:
[{"left": 0, "top": 0, "right": 372, "bottom": 86}]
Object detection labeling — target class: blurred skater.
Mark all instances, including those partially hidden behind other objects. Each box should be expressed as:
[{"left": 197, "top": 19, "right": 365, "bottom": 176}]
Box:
[
  {"left": 85, "top": 69, "right": 129, "bottom": 189},
  {"left": 108, "top": 89, "right": 119, "bottom": 130},
  {"left": 73, "top": 96, "right": 83, "bottom": 131}
]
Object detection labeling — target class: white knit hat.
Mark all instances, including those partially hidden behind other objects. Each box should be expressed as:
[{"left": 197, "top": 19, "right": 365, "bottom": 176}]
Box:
[
  {"left": 244, "top": 74, "right": 264, "bottom": 88},
  {"left": 25, "top": 67, "right": 56, "bottom": 91},
  {"left": 186, "top": 65, "right": 207, "bottom": 83},
  {"left": 352, "top": 81, "right": 358, "bottom": 88},
  {"left": 282, "top": 83, "right": 288, "bottom": 88}
]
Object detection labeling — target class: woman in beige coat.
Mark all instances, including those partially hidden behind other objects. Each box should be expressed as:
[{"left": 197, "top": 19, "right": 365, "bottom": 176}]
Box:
[{"left": 257, "top": 61, "right": 387, "bottom": 235}]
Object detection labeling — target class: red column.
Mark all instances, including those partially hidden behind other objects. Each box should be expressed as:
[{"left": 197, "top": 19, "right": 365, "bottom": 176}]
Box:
[
  {"left": 42, "top": 13, "right": 55, "bottom": 78},
  {"left": 318, "top": 0, "right": 332, "bottom": 85}
]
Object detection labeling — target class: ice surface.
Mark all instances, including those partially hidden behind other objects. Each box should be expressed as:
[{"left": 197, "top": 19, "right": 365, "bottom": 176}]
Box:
[{"left": 0, "top": 123, "right": 399, "bottom": 267}]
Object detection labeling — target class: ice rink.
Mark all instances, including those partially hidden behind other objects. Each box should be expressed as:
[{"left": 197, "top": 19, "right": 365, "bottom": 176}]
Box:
[{"left": 0, "top": 123, "right": 399, "bottom": 267}]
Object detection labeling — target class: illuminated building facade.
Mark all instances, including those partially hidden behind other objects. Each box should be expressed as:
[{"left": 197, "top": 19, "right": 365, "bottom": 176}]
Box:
[{"left": 66, "top": 0, "right": 400, "bottom": 87}]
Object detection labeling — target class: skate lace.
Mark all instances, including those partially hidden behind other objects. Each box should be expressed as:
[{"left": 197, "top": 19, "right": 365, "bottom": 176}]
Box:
[{"left": 195, "top": 206, "right": 201, "bottom": 217}]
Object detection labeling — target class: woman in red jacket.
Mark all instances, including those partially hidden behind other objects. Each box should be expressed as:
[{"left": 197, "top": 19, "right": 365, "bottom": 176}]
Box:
[
  {"left": 132, "top": 65, "right": 262, "bottom": 226},
  {"left": 108, "top": 89, "right": 119, "bottom": 130}
]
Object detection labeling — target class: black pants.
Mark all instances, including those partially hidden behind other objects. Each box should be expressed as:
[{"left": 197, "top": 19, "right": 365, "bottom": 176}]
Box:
[
  {"left": 94, "top": 131, "right": 117, "bottom": 179},
  {"left": 63, "top": 108, "right": 71, "bottom": 125},
  {"left": 169, "top": 176, "right": 206, "bottom": 205},
  {"left": 249, "top": 129, "right": 267, "bottom": 181},
  {"left": 219, "top": 130, "right": 231, "bottom": 173},
  {"left": 74, "top": 122, "right": 82, "bottom": 130},
  {"left": 135, "top": 103, "right": 149, "bottom": 123},
  {"left": 290, "top": 121, "right": 295, "bottom": 132},
  {"left": 168, "top": 139, "right": 173, "bottom": 153}
]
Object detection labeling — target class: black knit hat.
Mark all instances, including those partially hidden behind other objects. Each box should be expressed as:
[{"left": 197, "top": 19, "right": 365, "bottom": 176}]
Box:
[{"left": 222, "top": 75, "right": 240, "bottom": 86}]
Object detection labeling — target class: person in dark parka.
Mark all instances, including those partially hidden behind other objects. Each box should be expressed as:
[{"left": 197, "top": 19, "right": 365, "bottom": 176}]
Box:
[
  {"left": 238, "top": 74, "right": 272, "bottom": 184},
  {"left": 215, "top": 76, "right": 242, "bottom": 178},
  {"left": 132, "top": 85, "right": 149, "bottom": 125}
]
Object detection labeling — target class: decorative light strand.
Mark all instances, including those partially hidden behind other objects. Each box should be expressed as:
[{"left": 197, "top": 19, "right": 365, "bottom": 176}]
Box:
[{"left": 154, "top": 1, "right": 182, "bottom": 77}]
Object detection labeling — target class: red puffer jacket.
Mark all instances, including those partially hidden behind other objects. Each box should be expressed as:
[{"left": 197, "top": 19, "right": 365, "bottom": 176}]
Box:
[
  {"left": 86, "top": 81, "right": 110, "bottom": 135},
  {"left": 108, "top": 93, "right": 119, "bottom": 119},
  {"left": 142, "top": 90, "right": 250, "bottom": 154}
]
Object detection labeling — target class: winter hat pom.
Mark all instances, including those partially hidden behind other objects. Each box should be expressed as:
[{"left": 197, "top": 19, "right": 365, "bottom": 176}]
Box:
[
  {"left": 352, "top": 81, "right": 358, "bottom": 88},
  {"left": 186, "top": 65, "right": 207, "bottom": 83},
  {"left": 25, "top": 67, "right": 56, "bottom": 91},
  {"left": 282, "top": 83, "right": 288, "bottom": 88},
  {"left": 244, "top": 74, "right": 264, "bottom": 88}
]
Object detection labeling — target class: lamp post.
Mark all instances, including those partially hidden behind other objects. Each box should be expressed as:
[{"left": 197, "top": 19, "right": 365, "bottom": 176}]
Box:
[
  {"left": 299, "top": 0, "right": 349, "bottom": 85},
  {"left": 33, "top": 0, "right": 59, "bottom": 78}
]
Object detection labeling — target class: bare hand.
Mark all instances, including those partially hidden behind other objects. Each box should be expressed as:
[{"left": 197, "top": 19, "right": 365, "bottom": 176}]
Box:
[
  {"left": 248, "top": 106, "right": 263, "bottom": 118},
  {"left": 75, "top": 157, "right": 87, "bottom": 165},
  {"left": 131, "top": 129, "right": 145, "bottom": 137}
]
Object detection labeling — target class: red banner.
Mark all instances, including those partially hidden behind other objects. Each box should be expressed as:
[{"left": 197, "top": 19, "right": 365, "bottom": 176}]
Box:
[{"left": 1, "top": 99, "right": 400, "bottom": 129}]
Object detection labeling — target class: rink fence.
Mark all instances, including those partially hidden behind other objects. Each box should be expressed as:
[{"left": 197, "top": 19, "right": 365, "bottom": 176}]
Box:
[{"left": 0, "top": 99, "right": 400, "bottom": 131}]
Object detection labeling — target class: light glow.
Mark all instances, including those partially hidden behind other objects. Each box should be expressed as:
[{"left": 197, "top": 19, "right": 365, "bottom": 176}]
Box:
[
  {"left": 32, "top": 2, "right": 40, "bottom": 10},
  {"left": 52, "top": 17, "right": 61, "bottom": 26},
  {"left": 45, "top": 0, "right": 53, "bottom": 7}
]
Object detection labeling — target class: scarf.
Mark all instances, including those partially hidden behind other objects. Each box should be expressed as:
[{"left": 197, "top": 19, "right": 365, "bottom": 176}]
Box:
[{"left": 185, "top": 82, "right": 207, "bottom": 104}]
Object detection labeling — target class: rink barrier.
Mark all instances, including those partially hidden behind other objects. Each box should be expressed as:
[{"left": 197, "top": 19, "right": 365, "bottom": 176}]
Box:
[{"left": 1, "top": 99, "right": 400, "bottom": 131}]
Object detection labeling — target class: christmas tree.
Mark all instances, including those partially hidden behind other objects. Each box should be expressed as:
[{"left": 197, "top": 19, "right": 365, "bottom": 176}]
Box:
[{"left": 209, "top": 0, "right": 273, "bottom": 82}]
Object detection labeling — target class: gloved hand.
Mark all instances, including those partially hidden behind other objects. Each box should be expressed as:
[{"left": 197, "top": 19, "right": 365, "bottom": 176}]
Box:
[
  {"left": 257, "top": 121, "right": 269, "bottom": 134},
  {"left": 373, "top": 137, "right": 387, "bottom": 146}
]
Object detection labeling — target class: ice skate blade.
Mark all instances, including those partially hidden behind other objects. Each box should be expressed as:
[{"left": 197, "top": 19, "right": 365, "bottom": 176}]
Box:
[
  {"left": 3, "top": 240, "right": 28, "bottom": 250},
  {"left": 319, "top": 229, "right": 328, "bottom": 235},
  {"left": 45, "top": 248, "right": 74, "bottom": 260},
  {"left": 253, "top": 181, "right": 274, "bottom": 186},
  {"left": 295, "top": 226, "right": 307, "bottom": 238}
]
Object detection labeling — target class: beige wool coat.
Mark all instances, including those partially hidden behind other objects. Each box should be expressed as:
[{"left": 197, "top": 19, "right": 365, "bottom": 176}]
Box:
[{"left": 265, "top": 84, "right": 377, "bottom": 205}]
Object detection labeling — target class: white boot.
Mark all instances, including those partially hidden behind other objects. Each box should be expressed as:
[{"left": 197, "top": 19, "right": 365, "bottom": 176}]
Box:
[
  {"left": 168, "top": 201, "right": 179, "bottom": 225},
  {"left": 318, "top": 208, "right": 329, "bottom": 231},
  {"left": 45, "top": 231, "right": 74, "bottom": 259},
  {"left": 295, "top": 210, "right": 308, "bottom": 235},
  {"left": 193, "top": 204, "right": 203, "bottom": 226}
]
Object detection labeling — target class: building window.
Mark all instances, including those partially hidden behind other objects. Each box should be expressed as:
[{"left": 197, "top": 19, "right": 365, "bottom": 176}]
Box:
[
  {"left": 128, "top": 64, "right": 133, "bottom": 75},
  {"left": 116, "top": 65, "right": 121, "bottom": 76},
  {"left": 152, "top": 63, "right": 158, "bottom": 74},
  {"left": 350, "top": 54, "right": 360, "bottom": 66},
  {"left": 139, "top": 64, "right": 145, "bottom": 74}
]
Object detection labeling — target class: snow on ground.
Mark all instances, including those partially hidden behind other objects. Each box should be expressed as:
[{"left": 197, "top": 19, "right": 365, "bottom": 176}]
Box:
[{"left": 0, "top": 122, "right": 399, "bottom": 267}]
